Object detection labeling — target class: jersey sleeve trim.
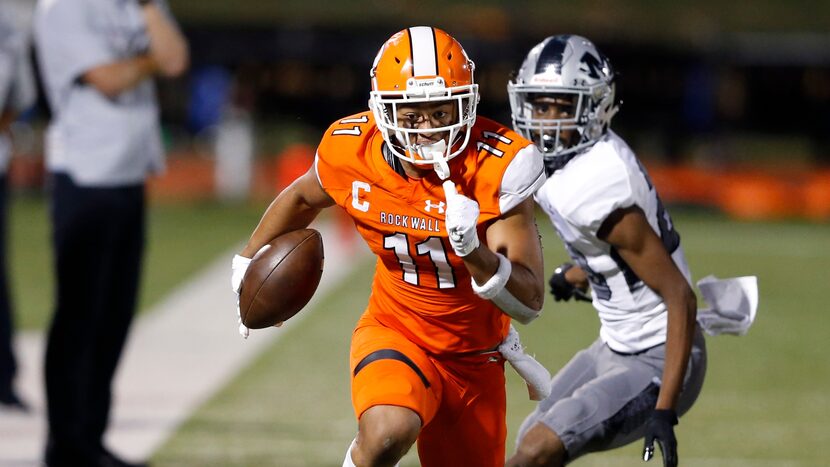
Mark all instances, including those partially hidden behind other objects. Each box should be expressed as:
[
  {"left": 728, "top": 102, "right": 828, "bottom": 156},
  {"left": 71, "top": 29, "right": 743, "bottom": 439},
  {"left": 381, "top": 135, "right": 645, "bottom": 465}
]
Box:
[
  {"left": 313, "top": 153, "right": 324, "bottom": 191},
  {"left": 499, "top": 144, "right": 546, "bottom": 214}
]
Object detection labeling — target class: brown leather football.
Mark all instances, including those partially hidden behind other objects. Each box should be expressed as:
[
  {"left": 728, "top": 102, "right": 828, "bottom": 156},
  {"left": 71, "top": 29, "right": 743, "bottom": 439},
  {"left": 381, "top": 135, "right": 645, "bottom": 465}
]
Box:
[{"left": 239, "top": 229, "right": 324, "bottom": 328}]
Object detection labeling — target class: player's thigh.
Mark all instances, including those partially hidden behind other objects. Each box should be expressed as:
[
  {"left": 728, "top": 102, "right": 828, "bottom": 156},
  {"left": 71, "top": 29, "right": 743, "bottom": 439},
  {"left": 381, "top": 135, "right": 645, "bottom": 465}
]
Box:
[
  {"left": 542, "top": 338, "right": 604, "bottom": 412},
  {"left": 538, "top": 347, "right": 659, "bottom": 458},
  {"left": 587, "top": 333, "right": 707, "bottom": 452},
  {"left": 350, "top": 323, "right": 442, "bottom": 426},
  {"left": 417, "top": 355, "right": 506, "bottom": 467},
  {"left": 517, "top": 338, "right": 602, "bottom": 444},
  {"left": 619, "top": 329, "right": 707, "bottom": 419}
]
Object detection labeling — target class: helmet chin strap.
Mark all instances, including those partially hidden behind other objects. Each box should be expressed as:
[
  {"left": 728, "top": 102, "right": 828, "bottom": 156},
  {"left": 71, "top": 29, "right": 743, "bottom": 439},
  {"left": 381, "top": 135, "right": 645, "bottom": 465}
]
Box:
[
  {"left": 434, "top": 161, "right": 451, "bottom": 180},
  {"left": 415, "top": 140, "right": 451, "bottom": 180}
]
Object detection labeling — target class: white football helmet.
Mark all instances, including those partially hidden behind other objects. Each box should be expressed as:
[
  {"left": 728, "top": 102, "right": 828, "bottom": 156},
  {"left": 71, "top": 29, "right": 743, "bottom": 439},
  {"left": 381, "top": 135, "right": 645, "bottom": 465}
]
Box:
[
  {"left": 369, "top": 27, "right": 479, "bottom": 179},
  {"left": 508, "top": 35, "right": 618, "bottom": 172}
]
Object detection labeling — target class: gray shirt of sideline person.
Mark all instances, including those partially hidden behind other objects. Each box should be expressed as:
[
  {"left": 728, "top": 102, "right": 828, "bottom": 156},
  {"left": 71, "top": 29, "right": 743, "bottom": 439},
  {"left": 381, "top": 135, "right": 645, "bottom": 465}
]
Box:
[
  {"left": 34, "top": 0, "right": 188, "bottom": 187},
  {"left": 0, "top": 6, "right": 36, "bottom": 170}
]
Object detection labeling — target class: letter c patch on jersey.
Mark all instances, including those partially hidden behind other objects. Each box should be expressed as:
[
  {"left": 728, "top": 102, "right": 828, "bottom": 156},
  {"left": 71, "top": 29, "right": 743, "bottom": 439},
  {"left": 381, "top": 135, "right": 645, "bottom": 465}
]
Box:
[{"left": 352, "top": 180, "right": 371, "bottom": 212}]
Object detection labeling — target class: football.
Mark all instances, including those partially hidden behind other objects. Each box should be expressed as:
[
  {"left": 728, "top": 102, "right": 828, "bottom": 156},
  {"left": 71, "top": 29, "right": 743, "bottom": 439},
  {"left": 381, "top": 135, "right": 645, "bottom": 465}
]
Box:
[{"left": 239, "top": 229, "right": 324, "bottom": 328}]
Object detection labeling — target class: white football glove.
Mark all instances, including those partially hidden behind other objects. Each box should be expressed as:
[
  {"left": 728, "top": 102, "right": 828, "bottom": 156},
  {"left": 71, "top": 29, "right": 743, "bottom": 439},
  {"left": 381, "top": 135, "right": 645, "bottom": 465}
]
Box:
[
  {"left": 231, "top": 254, "right": 252, "bottom": 339},
  {"left": 498, "top": 325, "right": 551, "bottom": 401},
  {"left": 442, "top": 181, "right": 480, "bottom": 257}
]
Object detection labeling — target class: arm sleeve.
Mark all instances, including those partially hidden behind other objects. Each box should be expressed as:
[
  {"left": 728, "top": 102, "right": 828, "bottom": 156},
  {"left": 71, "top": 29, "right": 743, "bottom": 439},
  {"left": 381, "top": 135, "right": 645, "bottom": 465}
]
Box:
[
  {"left": 499, "top": 144, "right": 546, "bottom": 214},
  {"left": 313, "top": 148, "right": 349, "bottom": 207},
  {"left": 314, "top": 115, "right": 375, "bottom": 208},
  {"left": 36, "top": 0, "right": 115, "bottom": 108}
]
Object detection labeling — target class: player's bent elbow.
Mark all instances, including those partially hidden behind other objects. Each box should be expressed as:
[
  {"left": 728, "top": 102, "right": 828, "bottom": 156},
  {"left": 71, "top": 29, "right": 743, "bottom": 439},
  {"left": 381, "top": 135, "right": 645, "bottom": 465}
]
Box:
[
  {"left": 81, "top": 72, "right": 124, "bottom": 100},
  {"left": 676, "top": 281, "right": 697, "bottom": 310},
  {"left": 511, "top": 307, "right": 542, "bottom": 325},
  {"left": 156, "top": 53, "right": 189, "bottom": 78},
  {"left": 530, "top": 287, "right": 545, "bottom": 311},
  {"left": 493, "top": 293, "right": 542, "bottom": 325},
  {"left": 667, "top": 284, "right": 697, "bottom": 322}
]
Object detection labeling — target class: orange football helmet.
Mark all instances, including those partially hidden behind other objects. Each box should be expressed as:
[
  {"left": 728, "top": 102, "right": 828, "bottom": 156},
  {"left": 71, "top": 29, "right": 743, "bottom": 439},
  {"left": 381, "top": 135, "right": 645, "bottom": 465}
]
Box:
[{"left": 369, "top": 26, "right": 479, "bottom": 178}]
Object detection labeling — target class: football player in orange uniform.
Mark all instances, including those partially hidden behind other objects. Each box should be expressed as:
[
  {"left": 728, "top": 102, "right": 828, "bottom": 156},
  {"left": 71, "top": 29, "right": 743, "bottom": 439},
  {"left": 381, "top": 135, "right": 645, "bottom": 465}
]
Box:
[{"left": 232, "top": 27, "right": 549, "bottom": 466}]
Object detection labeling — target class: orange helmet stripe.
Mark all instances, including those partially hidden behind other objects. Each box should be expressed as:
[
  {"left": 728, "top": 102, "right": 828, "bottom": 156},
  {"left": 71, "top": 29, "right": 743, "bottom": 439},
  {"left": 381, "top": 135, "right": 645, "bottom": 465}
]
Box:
[{"left": 408, "top": 27, "right": 439, "bottom": 77}]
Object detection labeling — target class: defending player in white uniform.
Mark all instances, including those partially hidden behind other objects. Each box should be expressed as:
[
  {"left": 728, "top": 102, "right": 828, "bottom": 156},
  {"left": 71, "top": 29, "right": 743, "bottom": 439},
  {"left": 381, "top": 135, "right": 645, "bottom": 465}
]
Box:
[
  {"left": 505, "top": 35, "right": 757, "bottom": 467},
  {"left": 537, "top": 130, "right": 694, "bottom": 354}
]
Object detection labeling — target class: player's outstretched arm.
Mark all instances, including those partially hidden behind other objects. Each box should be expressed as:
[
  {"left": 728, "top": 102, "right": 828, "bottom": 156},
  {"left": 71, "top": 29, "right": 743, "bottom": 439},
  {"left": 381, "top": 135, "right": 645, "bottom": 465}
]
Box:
[
  {"left": 241, "top": 165, "right": 335, "bottom": 258},
  {"left": 597, "top": 205, "right": 696, "bottom": 467}
]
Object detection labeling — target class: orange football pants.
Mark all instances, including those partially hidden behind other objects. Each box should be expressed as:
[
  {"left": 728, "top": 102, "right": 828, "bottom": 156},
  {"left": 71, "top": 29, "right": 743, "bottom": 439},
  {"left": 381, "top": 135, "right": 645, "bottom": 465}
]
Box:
[{"left": 350, "top": 315, "right": 507, "bottom": 467}]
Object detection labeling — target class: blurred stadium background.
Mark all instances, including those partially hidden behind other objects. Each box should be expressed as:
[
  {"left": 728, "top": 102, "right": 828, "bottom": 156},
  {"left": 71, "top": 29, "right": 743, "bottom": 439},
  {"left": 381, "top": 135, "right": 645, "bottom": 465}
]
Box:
[
  {"left": 7, "top": 0, "right": 830, "bottom": 216},
  {"left": 4, "top": 0, "right": 829, "bottom": 465}
]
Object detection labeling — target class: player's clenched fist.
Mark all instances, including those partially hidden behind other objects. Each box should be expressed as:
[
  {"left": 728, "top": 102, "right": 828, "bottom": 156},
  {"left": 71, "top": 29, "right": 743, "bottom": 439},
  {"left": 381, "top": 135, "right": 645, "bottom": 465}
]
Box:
[{"left": 442, "top": 181, "right": 480, "bottom": 257}]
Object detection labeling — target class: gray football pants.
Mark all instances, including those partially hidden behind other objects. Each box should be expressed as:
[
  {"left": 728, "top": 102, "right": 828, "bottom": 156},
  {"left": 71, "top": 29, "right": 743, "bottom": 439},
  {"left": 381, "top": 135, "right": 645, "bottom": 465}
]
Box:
[{"left": 516, "top": 328, "right": 706, "bottom": 463}]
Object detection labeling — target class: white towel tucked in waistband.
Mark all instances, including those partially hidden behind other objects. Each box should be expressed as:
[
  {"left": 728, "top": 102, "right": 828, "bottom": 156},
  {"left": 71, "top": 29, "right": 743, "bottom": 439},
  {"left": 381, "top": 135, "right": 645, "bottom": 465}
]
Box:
[{"left": 696, "top": 275, "right": 758, "bottom": 336}]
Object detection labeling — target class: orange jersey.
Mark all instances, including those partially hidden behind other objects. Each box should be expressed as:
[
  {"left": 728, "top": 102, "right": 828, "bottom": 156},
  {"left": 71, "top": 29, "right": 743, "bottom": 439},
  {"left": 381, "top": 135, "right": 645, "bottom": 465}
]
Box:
[{"left": 315, "top": 111, "right": 544, "bottom": 355}]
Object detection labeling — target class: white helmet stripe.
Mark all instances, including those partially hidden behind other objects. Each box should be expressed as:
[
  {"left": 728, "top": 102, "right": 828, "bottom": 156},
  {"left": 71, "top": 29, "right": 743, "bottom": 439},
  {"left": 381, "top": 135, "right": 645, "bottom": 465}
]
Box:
[{"left": 408, "top": 27, "right": 438, "bottom": 77}]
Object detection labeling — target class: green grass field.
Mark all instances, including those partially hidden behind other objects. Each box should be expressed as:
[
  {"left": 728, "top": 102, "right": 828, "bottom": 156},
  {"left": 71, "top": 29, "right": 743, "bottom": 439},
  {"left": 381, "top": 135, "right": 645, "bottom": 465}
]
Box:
[
  {"left": 8, "top": 195, "right": 267, "bottom": 330},
  {"left": 150, "top": 210, "right": 830, "bottom": 466}
]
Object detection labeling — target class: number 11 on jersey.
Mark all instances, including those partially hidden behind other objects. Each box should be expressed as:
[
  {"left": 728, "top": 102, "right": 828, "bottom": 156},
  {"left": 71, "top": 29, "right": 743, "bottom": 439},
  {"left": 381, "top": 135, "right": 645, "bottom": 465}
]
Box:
[{"left": 384, "top": 233, "right": 456, "bottom": 289}]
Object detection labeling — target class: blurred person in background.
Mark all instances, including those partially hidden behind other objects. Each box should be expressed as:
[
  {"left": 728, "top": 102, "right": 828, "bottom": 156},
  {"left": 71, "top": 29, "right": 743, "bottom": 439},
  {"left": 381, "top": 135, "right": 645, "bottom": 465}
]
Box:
[
  {"left": 505, "top": 35, "right": 706, "bottom": 467},
  {"left": 0, "top": 0, "right": 37, "bottom": 412},
  {"left": 232, "top": 26, "right": 551, "bottom": 467},
  {"left": 33, "top": 0, "right": 188, "bottom": 465}
]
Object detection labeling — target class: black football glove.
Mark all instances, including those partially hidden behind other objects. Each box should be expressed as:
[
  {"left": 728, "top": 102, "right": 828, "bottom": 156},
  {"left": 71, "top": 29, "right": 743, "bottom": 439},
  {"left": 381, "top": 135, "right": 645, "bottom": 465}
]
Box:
[
  {"left": 642, "top": 409, "right": 678, "bottom": 467},
  {"left": 548, "top": 263, "right": 591, "bottom": 302}
]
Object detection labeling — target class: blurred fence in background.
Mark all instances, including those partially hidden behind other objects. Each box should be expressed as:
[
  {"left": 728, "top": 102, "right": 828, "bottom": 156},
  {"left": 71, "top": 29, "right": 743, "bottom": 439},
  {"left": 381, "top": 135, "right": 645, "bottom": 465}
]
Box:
[{"left": 6, "top": 0, "right": 830, "bottom": 219}]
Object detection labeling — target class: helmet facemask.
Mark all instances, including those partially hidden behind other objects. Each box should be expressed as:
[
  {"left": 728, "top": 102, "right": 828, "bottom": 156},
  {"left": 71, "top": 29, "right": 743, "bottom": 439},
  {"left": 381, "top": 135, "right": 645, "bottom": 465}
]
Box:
[
  {"left": 510, "top": 83, "right": 617, "bottom": 159},
  {"left": 511, "top": 89, "right": 582, "bottom": 155},
  {"left": 371, "top": 77, "right": 478, "bottom": 180}
]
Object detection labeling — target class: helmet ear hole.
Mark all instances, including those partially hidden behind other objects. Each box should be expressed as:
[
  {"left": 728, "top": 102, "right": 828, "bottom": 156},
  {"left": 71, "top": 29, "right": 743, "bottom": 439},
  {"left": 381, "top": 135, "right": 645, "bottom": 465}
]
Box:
[{"left": 447, "top": 52, "right": 453, "bottom": 60}]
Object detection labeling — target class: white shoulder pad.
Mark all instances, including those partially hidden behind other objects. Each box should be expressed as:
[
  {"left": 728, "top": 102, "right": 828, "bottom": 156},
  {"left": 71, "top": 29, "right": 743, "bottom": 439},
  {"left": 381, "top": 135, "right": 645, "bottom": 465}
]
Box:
[
  {"left": 500, "top": 144, "right": 546, "bottom": 214},
  {"left": 553, "top": 140, "right": 648, "bottom": 234}
]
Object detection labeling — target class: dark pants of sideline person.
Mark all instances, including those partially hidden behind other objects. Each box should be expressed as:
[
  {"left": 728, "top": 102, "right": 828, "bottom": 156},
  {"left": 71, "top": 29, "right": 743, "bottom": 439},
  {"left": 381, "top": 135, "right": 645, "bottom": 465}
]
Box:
[
  {"left": 0, "top": 175, "right": 19, "bottom": 402},
  {"left": 44, "top": 173, "right": 145, "bottom": 463}
]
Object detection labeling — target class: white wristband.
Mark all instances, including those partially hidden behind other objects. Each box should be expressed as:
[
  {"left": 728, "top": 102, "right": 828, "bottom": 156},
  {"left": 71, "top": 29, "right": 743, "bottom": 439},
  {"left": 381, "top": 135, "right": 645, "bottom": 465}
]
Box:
[
  {"left": 472, "top": 253, "right": 541, "bottom": 324},
  {"left": 492, "top": 288, "right": 541, "bottom": 324},
  {"left": 471, "top": 252, "right": 512, "bottom": 299},
  {"left": 231, "top": 254, "right": 252, "bottom": 293}
]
